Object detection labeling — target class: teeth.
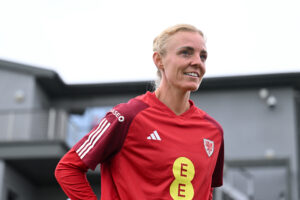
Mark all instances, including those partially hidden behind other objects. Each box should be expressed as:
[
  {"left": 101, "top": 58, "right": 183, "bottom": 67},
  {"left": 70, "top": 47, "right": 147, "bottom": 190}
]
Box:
[{"left": 184, "top": 72, "right": 199, "bottom": 77}]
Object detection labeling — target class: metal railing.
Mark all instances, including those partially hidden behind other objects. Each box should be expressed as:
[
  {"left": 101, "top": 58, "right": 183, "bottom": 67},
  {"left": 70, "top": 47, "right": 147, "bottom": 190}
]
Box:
[
  {"left": 215, "top": 181, "right": 250, "bottom": 200},
  {"left": 0, "top": 108, "right": 68, "bottom": 142},
  {"left": 214, "top": 167, "right": 253, "bottom": 200},
  {"left": 215, "top": 158, "right": 291, "bottom": 200}
]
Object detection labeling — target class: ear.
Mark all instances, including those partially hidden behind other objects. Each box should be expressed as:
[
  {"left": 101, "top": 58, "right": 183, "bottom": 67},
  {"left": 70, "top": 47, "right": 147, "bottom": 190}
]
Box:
[{"left": 152, "top": 52, "right": 164, "bottom": 70}]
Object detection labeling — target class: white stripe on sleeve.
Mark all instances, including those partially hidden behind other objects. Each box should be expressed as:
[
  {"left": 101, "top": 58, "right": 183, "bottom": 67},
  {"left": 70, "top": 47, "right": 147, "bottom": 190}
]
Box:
[
  {"left": 79, "top": 121, "right": 111, "bottom": 159},
  {"left": 76, "top": 118, "right": 110, "bottom": 159}
]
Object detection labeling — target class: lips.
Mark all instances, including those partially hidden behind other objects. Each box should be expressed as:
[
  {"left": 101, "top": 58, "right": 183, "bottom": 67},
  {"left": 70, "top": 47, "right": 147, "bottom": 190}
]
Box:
[{"left": 184, "top": 72, "right": 199, "bottom": 77}]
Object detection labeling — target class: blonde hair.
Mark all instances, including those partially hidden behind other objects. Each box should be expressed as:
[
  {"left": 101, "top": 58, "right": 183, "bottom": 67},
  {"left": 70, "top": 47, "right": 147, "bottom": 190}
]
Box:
[{"left": 152, "top": 24, "right": 204, "bottom": 89}]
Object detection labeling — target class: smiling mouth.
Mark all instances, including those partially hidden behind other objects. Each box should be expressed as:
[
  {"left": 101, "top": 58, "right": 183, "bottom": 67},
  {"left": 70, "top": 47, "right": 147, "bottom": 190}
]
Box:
[{"left": 184, "top": 72, "right": 199, "bottom": 77}]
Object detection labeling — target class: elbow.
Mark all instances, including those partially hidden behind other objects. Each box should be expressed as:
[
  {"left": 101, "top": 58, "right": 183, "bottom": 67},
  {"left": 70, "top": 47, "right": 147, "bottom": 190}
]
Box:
[
  {"left": 54, "top": 149, "right": 89, "bottom": 185},
  {"left": 54, "top": 161, "right": 64, "bottom": 183},
  {"left": 54, "top": 159, "right": 87, "bottom": 184}
]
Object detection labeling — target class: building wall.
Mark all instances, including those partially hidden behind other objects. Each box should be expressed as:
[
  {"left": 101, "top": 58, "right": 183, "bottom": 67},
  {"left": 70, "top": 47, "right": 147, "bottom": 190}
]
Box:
[
  {"left": 0, "top": 68, "right": 55, "bottom": 141},
  {"left": 53, "top": 94, "right": 138, "bottom": 111},
  {"left": 0, "top": 161, "right": 5, "bottom": 200},
  {"left": 32, "top": 81, "right": 50, "bottom": 109},
  {"left": 29, "top": 80, "right": 52, "bottom": 140},
  {"left": 37, "top": 183, "right": 101, "bottom": 200},
  {"left": 192, "top": 87, "right": 296, "bottom": 160},
  {"left": 1, "top": 163, "right": 36, "bottom": 200},
  {"left": 0, "top": 67, "right": 70, "bottom": 200},
  {"left": 191, "top": 86, "right": 298, "bottom": 200},
  {"left": 0, "top": 69, "right": 35, "bottom": 110},
  {"left": 295, "top": 91, "right": 300, "bottom": 198},
  {"left": 36, "top": 186, "right": 68, "bottom": 200},
  {"left": 0, "top": 69, "right": 35, "bottom": 141}
]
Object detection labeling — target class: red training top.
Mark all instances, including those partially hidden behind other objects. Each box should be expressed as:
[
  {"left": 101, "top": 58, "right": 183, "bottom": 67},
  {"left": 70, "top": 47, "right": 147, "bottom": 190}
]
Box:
[{"left": 55, "top": 92, "right": 224, "bottom": 200}]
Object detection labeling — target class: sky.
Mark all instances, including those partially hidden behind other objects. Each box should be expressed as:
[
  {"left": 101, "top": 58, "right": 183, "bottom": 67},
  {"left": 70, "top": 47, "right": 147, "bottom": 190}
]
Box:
[{"left": 0, "top": 0, "right": 300, "bottom": 84}]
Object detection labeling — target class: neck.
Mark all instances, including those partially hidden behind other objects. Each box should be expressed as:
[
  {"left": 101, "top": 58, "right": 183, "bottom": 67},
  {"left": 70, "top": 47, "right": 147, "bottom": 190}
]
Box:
[{"left": 155, "top": 86, "right": 191, "bottom": 116}]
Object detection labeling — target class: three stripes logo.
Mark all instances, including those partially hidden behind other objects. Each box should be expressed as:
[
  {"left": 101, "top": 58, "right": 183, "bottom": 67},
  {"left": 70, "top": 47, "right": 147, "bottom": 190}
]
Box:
[
  {"left": 76, "top": 118, "right": 111, "bottom": 159},
  {"left": 147, "top": 130, "right": 161, "bottom": 141}
]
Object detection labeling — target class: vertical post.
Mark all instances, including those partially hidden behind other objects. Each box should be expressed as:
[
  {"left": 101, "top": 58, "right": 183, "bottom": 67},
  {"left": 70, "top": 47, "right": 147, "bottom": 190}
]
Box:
[
  {"left": 246, "top": 178, "right": 254, "bottom": 200},
  {"left": 7, "top": 112, "right": 15, "bottom": 141},
  {"left": 0, "top": 160, "right": 6, "bottom": 200},
  {"left": 214, "top": 187, "right": 223, "bottom": 200},
  {"left": 47, "top": 108, "right": 56, "bottom": 140},
  {"left": 286, "top": 160, "right": 291, "bottom": 200},
  {"left": 59, "top": 110, "right": 68, "bottom": 141}
]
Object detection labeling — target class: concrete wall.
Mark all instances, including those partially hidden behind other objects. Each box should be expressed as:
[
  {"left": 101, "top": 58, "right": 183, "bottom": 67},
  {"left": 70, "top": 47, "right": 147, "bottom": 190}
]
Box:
[
  {"left": 29, "top": 81, "right": 52, "bottom": 140},
  {"left": 192, "top": 87, "right": 296, "bottom": 160},
  {"left": 0, "top": 69, "right": 35, "bottom": 111},
  {"left": 0, "top": 68, "right": 50, "bottom": 110},
  {"left": 0, "top": 69, "right": 36, "bottom": 141},
  {"left": 36, "top": 183, "right": 101, "bottom": 200},
  {"left": 32, "top": 82, "right": 50, "bottom": 109},
  {"left": 295, "top": 92, "right": 300, "bottom": 197},
  {"left": 36, "top": 186, "right": 71, "bottom": 200},
  {"left": 1, "top": 163, "right": 36, "bottom": 200},
  {"left": 53, "top": 93, "right": 138, "bottom": 111},
  {"left": 0, "top": 68, "right": 59, "bottom": 141},
  {"left": 191, "top": 86, "right": 298, "bottom": 200},
  {"left": 0, "top": 161, "right": 5, "bottom": 200}
]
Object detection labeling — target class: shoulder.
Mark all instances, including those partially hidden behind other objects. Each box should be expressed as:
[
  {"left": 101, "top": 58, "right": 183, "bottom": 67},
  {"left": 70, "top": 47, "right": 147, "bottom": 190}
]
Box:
[
  {"left": 203, "top": 112, "right": 223, "bottom": 135},
  {"left": 109, "top": 95, "right": 149, "bottom": 123},
  {"left": 193, "top": 106, "right": 223, "bottom": 135}
]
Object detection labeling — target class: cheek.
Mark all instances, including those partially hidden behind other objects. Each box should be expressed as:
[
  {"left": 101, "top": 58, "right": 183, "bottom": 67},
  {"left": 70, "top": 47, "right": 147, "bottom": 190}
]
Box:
[
  {"left": 168, "top": 64, "right": 182, "bottom": 78},
  {"left": 162, "top": 57, "right": 187, "bottom": 79},
  {"left": 201, "top": 65, "right": 206, "bottom": 76},
  {"left": 162, "top": 60, "right": 177, "bottom": 75},
  {"left": 165, "top": 67, "right": 177, "bottom": 80}
]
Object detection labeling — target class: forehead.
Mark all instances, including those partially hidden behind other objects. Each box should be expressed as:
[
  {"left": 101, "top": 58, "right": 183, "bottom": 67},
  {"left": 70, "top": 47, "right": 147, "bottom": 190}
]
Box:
[{"left": 166, "top": 31, "right": 206, "bottom": 52}]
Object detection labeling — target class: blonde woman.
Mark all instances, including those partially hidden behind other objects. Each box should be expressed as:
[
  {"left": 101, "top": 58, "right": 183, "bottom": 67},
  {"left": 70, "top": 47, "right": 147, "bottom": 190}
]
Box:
[{"left": 55, "top": 24, "right": 224, "bottom": 200}]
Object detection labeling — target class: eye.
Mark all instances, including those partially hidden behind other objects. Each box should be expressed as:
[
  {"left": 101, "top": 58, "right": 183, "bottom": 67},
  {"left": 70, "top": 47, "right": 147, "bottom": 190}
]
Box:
[
  {"left": 180, "top": 49, "right": 193, "bottom": 57},
  {"left": 200, "top": 52, "right": 207, "bottom": 62}
]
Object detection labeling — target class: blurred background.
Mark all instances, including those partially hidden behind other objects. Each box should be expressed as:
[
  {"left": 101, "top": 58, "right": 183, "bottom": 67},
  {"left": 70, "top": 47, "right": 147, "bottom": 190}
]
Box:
[{"left": 0, "top": 0, "right": 300, "bottom": 200}]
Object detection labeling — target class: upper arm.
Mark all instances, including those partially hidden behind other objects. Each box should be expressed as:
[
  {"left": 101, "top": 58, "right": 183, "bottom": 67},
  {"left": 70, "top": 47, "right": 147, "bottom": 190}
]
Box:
[{"left": 73, "top": 99, "right": 149, "bottom": 170}]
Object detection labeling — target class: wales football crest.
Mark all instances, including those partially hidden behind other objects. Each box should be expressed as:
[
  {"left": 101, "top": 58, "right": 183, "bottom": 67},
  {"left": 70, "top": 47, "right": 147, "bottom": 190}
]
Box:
[{"left": 203, "top": 139, "right": 214, "bottom": 157}]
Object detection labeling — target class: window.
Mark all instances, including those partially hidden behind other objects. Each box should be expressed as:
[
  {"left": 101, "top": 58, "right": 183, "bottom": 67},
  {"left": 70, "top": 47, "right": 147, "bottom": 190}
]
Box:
[{"left": 67, "top": 106, "right": 112, "bottom": 147}]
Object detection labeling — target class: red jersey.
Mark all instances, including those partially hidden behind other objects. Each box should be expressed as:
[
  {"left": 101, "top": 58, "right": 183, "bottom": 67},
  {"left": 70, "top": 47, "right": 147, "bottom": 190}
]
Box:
[{"left": 56, "top": 92, "right": 224, "bottom": 200}]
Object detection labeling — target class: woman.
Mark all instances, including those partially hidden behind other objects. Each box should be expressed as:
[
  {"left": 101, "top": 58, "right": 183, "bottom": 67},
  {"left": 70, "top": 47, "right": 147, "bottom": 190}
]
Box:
[{"left": 55, "top": 24, "right": 224, "bottom": 200}]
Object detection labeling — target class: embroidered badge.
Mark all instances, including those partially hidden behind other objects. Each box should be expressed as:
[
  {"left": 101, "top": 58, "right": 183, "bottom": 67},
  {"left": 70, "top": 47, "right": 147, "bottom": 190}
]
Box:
[{"left": 203, "top": 139, "right": 214, "bottom": 157}]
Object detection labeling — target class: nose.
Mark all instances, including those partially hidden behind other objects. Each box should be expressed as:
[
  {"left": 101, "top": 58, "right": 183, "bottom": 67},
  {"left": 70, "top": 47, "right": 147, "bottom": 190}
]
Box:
[{"left": 191, "top": 55, "right": 206, "bottom": 74}]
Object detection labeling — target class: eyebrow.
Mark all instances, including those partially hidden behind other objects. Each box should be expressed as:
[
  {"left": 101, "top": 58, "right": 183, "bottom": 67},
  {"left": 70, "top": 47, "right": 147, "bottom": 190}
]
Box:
[{"left": 177, "top": 46, "right": 207, "bottom": 54}]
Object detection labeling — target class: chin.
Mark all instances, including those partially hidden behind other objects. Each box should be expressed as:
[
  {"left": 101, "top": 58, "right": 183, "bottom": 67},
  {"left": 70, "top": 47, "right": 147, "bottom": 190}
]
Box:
[
  {"left": 182, "top": 84, "right": 200, "bottom": 92},
  {"left": 183, "top": 79, "right": 203, "bottom": 91},
  {"left": 190, "top": 86, "right": 200, "bottom": 92}
]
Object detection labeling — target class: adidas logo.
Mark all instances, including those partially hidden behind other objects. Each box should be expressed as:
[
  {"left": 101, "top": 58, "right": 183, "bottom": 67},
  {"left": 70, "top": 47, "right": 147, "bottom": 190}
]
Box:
[{"left": 147, "top": 130, "right": 161, "bottom": 141}]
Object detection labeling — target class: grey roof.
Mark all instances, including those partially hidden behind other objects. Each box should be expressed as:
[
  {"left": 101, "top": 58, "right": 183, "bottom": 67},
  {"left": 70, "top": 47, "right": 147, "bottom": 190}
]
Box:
[
  {"left": 0, "top": 59, "right": 56, "bottom": 78},
  {"left": 1, "top": 59, "right": 300, "bottom": 99}
]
